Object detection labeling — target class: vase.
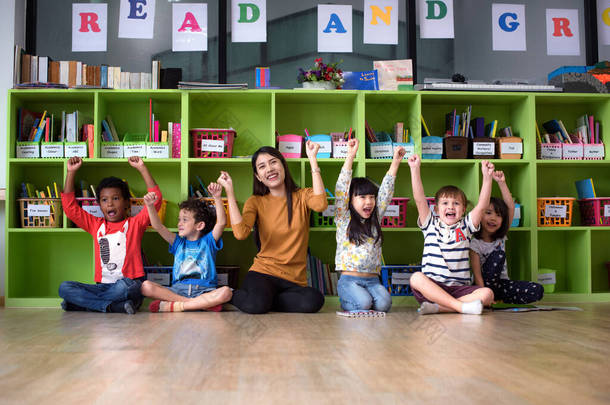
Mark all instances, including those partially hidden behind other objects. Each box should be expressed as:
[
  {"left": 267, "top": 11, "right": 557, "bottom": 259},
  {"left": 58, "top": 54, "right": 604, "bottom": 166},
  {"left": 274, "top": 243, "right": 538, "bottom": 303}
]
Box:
[{"left": 302, "top": 81, "right": 336, "bottom": 90}]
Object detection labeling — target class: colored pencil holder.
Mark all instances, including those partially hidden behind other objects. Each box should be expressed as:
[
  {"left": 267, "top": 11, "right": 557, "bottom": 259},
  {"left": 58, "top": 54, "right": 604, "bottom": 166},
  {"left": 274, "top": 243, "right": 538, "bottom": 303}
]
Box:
[
  {"left": 381, "top": 265, "right": 422, "bottom": 296},
  {"left": 537, "top": 268, "right": 556, "bottom": 293},
  {"left": 421, "top": 136, "right": 443, "bottom": 159},
  {"left": 306, "top": 134, "right": 332, "bottom": 158},
  {"left": 381, "top": 197, "right": 409, "bottom": 228},
  {"left": 277, "top": 134, "right": 303, "bottom": 158},
  {"left": 366, "top": 133, "right": 393, "bottom": 159},
  {"left": 583, "top": 143, "right": 605, "bottom": 160},
  {"left": 18, "top": 198, "right": 62, "bottom": 228},
  {"left": 537, "top": 142, "right": 562, "bottom": 160},
  {"left": 537, "top": 197, "right": 574, "bottom": 227},
  {"left": 471, "top": 138, "right": 495, "bottom": 159},
  {"left": 191, "top": 128, "right": 236, "bottom": 158},
  {"left": 496, "top": 137, "right": 523, "bottom": 159},
  {"left": 310, "top": 198, "right": 336, "bottom": 228},
  {"left": 578, "top": 198, "right": 610, "bottom": 226},
  {"left": 201, "top": 197, "right": 231, "bottom": 228},
  {"left": 443, "top": 137, "right": 469, "bottom": 159}
]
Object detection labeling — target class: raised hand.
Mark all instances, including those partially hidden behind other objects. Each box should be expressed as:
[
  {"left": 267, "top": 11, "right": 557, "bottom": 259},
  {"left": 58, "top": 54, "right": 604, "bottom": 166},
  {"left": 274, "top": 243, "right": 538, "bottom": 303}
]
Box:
[
  {"left": 407, "top": 154, "right": 421, "bottom": 169},
  {"left": 492, "top": 170, "right": 506, "bottom": 184},
  {"left": 393, "top": 146, "right": 406, "bottom": 161},
  {"left": 481, "top": 160, "right": 495, "bottom": 178},
  {"left": 217, "top": 171, "right": 234, "bottom": 192},
  {"left": 346, "top": 138, "right": 359, "bottom": 159},
  {"left": 207, "top": 182, "right": 222, "bottom": 198},
  {"left": 67, "top": 157, "right": 82, "bottom": 172},
  {"left": 143, "top": 191, "right": 157, "bottom": 207},
  {"left": 128, "top": 156, "right": 145, "bottom": 169},
  {"left": 305, "top": 140, "right": 320, "bottom": 159}
]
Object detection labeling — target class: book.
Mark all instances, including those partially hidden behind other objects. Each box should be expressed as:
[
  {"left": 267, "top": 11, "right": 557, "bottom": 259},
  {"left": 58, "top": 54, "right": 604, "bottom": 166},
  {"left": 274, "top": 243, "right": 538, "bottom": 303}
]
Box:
[
  {"left": 491, "top": 303, "right": 582, "bottom": 312},
  {"left": 18, "top": 108, "right": 43, "bottom": 141},
  {"left": 471, "top": 117, "right": 485, "bottom": 137},
  {"left": 21, "top": 54, "right": 31, "bottom": 83},
  {"left": 421, "top": 114, "right": 431, "bottom": 137},
  {"left": 13, "top": 45, "right": 23, "bottom": 85},
  {"left": 172, "top": 123, "right": 181, "bottom": 158},
  {"left": 575, "top": 178, "right": 596, "bottom": 199},
  {"left": 342, "top": 70, "right": 379, "bottom": 90},
  {"left": 59, "top": 61, "right": 69, "bottom": 87},
  {"left": 38, "top": 56, "right": 48, "bottom": 83},
  {"left": 336, "top": 310, "right": 386, "bottom": 318},
  {"left": 30, "top": 55, "right": 38, "bottom": 82}
]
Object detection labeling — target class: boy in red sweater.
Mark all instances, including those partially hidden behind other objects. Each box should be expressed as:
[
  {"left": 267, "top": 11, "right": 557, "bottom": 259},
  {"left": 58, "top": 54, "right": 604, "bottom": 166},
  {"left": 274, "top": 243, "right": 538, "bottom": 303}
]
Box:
[{"left": 58, "top": 156, "right": 162, "bottom": 314}]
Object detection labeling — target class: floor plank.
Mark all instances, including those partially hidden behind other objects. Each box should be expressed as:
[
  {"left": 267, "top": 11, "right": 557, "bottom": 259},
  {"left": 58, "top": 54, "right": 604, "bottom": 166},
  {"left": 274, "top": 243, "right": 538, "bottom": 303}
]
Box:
[{"left": 0, "top": 303, "right": 609, "bottom": 404}]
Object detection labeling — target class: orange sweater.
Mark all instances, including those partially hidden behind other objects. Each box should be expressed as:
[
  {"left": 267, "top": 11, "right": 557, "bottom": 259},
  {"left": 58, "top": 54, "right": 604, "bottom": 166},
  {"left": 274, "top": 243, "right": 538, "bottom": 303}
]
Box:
[{"left": 232, "top": 188, "right": 328, "bottom": 286}]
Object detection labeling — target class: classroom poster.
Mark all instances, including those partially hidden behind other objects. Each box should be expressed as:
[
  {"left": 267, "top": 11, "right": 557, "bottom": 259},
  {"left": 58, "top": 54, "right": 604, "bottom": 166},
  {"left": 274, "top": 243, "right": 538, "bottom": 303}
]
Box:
[
  {"left": 318, "top": 5, "right": 352, "bottom": 53},
  {"left": 597, "top": 0, "right": 610, "bottom": 45},
  {"left": 118, "top": 0, "right": 156, "bottom": 39},
  {"left": 492, "top": 4, "right": 526, "bottom": 51},
  {"left": 363, "top": 0, "right": 398, "bottom": 45},
  {"left": 418, "top": 0, "right": 454, "bottom": 39},
  {"left": 232, "top": 0, "right": 266, "bottom": 42},
  {"left": 546, "top": 9, "right": 580, "bottom": 56},
  {"left": 172, "top": 3, "right": 207, "bottom": 52},
  {"left": 72, "top": 3, "right": 107, "bottom": 52}
]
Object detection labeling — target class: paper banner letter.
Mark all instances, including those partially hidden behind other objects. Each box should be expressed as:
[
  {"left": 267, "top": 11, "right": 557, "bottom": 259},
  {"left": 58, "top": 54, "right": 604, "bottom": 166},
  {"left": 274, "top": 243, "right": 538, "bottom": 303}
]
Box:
[
  {"left": 364, "top": 0, "right": 398, "bottom": 44},
  {"left": 119, "top": 0, "right": 156, "bottom": 39},
  {"left": 419, "top": 0, "right": 453, "bottom": 38},
  {"left": 232, "top": 0, "right": 266, "bottom": 42},
  {"left": 173, "top": 3, "right": 207, "bottom": 51},
  {"left": 72, "top": 3, "right": 107, "bottom": 52},
  {"left": 318, "top": 5, "right": 352, "bottom": 52},
  {"left": 492, "top": 4, "right": 526, "bottom": 51},
  {"left": 597, "top": 0, "right": 610, "bottom": 45},
  {"left": 546, "top": 9, "right": 580, "bottom": 56}
]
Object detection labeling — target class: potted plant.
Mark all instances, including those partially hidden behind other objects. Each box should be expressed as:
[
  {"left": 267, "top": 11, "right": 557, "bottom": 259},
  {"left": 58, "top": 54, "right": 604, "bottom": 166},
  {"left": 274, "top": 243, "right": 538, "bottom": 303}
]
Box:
[{"left": 297, "top": 58, "right": 344, "bottom": 90}]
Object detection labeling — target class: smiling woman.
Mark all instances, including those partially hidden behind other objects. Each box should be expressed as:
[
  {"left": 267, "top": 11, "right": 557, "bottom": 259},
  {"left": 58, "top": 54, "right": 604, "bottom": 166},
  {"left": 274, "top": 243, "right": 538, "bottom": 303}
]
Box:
[{"left": 216, "top": 144, "right": 328, "bottom": 314}]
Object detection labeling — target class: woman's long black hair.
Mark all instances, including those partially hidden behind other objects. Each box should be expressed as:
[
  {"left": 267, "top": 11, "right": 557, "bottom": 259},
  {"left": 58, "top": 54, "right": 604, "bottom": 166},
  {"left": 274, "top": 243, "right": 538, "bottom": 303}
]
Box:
[
  {"left": 347, "top": 177, "right": 383, "bottom": 246},
  {"left": 251, "top": 146, "right": 300, "bottom": 249}
]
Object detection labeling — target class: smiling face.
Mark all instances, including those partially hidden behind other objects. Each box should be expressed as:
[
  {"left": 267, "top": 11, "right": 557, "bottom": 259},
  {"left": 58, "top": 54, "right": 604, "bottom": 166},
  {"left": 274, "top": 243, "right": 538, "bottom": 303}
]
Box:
[
  {"left": 254, "top": 153, "right": 286, "bottom": 192},
  {"left": 177, "top": 208, "right": 205, "bottom": 240},
  {"left": 98, "top": 187, "right": 130, "bottom": 222},
  {"left": 436, "top": 194, "right": 466, "bottom": 226},
  {"left": 351, "top": 194, "right": 376, "bottom": 219},
  {"left": 481, "top": 203, "right": 503, "bottom": 236}
]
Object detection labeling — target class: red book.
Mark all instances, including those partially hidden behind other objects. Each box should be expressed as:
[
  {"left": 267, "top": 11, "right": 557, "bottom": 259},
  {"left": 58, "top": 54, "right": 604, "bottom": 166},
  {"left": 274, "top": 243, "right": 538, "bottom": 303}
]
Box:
[
  {"left": 172, "top": 123, "right": 181, "bottom": 158},
  {"left": 154, "top": 120, "right": 159, "bottom": 142},
  {"left": 44, "top": 117, "right": 50, "bottom": 142},
  {"left": 149, "top": 98, "right": 153, "bottom": 142},
  {"left": 87, "top": 124, "right": 94, "bottom": 158}
]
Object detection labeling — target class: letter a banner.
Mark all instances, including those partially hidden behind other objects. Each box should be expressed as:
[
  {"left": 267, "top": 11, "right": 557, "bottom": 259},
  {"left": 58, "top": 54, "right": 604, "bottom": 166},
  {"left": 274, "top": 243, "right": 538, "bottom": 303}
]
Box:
[
  {"left": 364, "top": 0, "right": 398, "bottom": 44},
  {"left": 492, "top": 4, "right": 526, "bottom": 51},
  {"left": 173, "top": 3, "right": 207, "bottom": 51},
  {"left": 232, "top": 0, "right": 266, "bottom": 42},
  {"left": 119, "top": 0, "right": 156, "bottom": 39},
  {"left": 318, "top": 5, "right": 352, "bottom": 53},
  {"left": 72, "top": 3, "right": 107, "bottom": 52},
  {"left": 546, "top": 9, "right": 580, "bottom": 56},
  {"left": 597, "top": 0, "right": 610, "bottom": 45},
  {"left": 418, "top": 0, "right": 453, "bottom": 39}
]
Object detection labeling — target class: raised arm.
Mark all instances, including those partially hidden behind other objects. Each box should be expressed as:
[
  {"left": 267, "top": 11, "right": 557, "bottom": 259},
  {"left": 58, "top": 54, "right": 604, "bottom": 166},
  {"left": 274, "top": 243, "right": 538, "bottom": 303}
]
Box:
[
  {"left": 128, "top": 156, "right": 157, "bottom": 188},
  {"left": 470, "top": 160, "right": 495, "bottom": 228},
  {"left": 217, "top": 171, "right": 242, "bottom": 226},
  {"left": 207, "top": 182, "right": 227, "bottom": 242},
  {"left": 64, "top": 157, "right": 82, "bottom": 194},
  {"left": 341, "top": 138, "right": 358, "bottom": 172},
  {"left": 306, "top": 140, "right": 325, "bottom": 196},
  {"left": 407, "top": 154, "right": 430, "bottom": 224},
  {"left": 387, "top": 145, "right": 406, "bottom": 177},
  {"left": 493, "top": 170, "right": 515, "bottom": 226},
  {"left": 143, "top": 192, "right": 175, "bottom": 245},
  {"left": 335, "top": 139, "right": 358, "bottom": 220}
]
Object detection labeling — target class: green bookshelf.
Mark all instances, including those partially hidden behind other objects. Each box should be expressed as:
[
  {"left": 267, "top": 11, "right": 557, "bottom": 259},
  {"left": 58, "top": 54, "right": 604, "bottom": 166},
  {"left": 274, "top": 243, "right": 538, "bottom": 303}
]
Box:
[{"left": 5, "top": 89, "right": 610, "bottom": 307}]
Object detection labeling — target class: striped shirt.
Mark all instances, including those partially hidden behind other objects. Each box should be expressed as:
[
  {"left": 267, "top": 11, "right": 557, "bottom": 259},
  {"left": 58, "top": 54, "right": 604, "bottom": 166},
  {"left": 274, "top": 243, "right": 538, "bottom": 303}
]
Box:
[{"left": 418, "top": 212, "right": 479, "bottom": 286}]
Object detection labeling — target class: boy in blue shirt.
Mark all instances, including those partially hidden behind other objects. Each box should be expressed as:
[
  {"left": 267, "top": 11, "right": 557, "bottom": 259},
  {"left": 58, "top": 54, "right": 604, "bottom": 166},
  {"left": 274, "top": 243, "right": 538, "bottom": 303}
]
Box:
[{"left": 141, "top": 182, "right": 232, "bottom": 312}]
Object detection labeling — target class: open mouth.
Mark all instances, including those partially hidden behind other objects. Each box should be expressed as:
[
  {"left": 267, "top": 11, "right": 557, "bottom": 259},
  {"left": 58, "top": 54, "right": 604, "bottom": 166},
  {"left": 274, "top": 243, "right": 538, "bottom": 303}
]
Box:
[
  {"left": 445, "top": 212, "right": 456, "bottom": 219},
  {"left": 362, "top": 207, "right": 373, "bottom": 216},
  {"left": 266, "top": 172, "right": 279, "bottom": 181},
  {"left": 106, "top": 209, "right": 117, "bottom": 218}
]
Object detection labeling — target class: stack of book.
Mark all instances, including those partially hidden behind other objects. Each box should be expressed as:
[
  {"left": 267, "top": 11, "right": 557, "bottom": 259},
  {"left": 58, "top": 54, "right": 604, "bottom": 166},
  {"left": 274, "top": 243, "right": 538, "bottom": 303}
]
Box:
[
  {"left": 306, "top": 251, "right": 337, "bottom": 295},
  {"left": 177, "top": 81, "right": 247, "bottom": 90}
]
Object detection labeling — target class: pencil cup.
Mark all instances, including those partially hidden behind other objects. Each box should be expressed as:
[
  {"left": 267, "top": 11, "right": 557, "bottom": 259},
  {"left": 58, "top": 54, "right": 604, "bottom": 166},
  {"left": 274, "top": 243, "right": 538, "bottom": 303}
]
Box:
[{"left": 18, "top": 198, "right": 62, "bottom": 228}]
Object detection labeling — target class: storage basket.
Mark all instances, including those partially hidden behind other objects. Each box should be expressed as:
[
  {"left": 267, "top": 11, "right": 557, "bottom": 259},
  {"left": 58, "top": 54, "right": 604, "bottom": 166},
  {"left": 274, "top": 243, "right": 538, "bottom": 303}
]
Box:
[
  {"left": 311, "top": 198, "right": 336, "bottom": 228},
  {"left": 201, "top": 197, "right": 232, "bottom": 228},
  {"left": 422, "top": 136, "right": 443, "bottom": 159},
  {"left": 381, "top": 197, "right": 409, "bottom": 228},
  {"left": 18, "top": 198, "right": 62, "bottom": 228},
  {"left": 366, "top": 133, "right": 393, "bottom": 159},
  {"left": 380, "top": 265, "right": 422, "bottom": 296},
  {"left": 443, "top": 137, "right": 469, "bottom": 159},
  {"left": 578, "top": 197, "right": 610, "bottom": 226},
  {"left": 537, "top": 197, "right": 575, "bottom": 227},
  {"left": 306, "top": 134, "right": 332, "bottom": 158},
  {"left": 471, "top": 138, "right": 495, "bottom": 159},
  {"left": 496, "top": 137, "right": 523, "bottom": 159},
  {"left": 130, "top": 198, "right": 168, "bottom": 224},
  {"left": 191, "top": 128, "right": 236, "bottom": 158},
  {"left": 277, "top": 134, "right": 303, "bottom": 158},
  {"left": 76, "top": 197, "right": 103, "bottom": 218}
]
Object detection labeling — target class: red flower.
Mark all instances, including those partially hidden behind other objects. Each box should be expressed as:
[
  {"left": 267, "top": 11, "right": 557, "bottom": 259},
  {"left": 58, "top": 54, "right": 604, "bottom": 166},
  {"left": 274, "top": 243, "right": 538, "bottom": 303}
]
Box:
[{"left": 315, "top": 58, "right": 322, "bottom": 63}]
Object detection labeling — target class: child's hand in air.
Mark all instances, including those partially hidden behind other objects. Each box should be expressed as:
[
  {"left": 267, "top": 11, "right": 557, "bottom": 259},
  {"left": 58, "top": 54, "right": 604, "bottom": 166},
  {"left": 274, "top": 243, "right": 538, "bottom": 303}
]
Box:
[
  {"left": 393, "top": 146, "right": 406, "bottom": 161},
  {"left": 143, "top": 192, "right": 157, "bottom": 207},
  {"left": 217, "top": 171, "right": 234, "bottom": 192},
  {"left": 207, "top": 182, "right": 222, "bottom": 198},
  {"left": 492, "top": 170, "right": 506, "bottom": 184},
  {"left": 67, "top": 157, "right": 82, "bottom": 172},
  {"left": 407, "top": 154, "right": 421, "bottom": 169},
  {"left": 347, "top": 138, "right": 359, "bottom": 159},
  {"left": 128, "top": 156, "right": 145, "bottom": 170}
]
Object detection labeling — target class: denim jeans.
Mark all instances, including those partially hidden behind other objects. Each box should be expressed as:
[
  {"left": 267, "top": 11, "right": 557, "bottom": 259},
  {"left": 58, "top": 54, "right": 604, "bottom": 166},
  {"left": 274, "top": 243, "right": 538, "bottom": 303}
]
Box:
[
  {"left": 338, "top": 274, "right": 392, "bottom": 312},
  {"left": 169, "top": 282, "right": 216, "bottom": 298},
  {"left": 58, "top": 278, "right": 143, "bottom": 313}
]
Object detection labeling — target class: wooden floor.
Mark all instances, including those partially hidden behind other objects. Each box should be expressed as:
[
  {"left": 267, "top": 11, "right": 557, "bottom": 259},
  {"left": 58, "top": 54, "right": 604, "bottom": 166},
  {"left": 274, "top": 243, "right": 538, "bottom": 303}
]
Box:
[{"left": 1, "top": 302, "right": 609, "bottom": 405}]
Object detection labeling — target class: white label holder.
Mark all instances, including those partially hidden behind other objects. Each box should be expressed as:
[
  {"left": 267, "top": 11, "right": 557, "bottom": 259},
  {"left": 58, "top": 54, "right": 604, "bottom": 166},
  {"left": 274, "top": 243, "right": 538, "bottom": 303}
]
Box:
[
  {"left": 28, "top": 204, "right": 51, "bottom": 217},
  {"left": 545, "top": 204, "right": 567, "bottom": 218}
]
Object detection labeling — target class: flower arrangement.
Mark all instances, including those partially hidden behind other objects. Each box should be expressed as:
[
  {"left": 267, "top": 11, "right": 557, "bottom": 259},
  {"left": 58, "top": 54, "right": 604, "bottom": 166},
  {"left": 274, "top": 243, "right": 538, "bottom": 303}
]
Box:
[{"left": 297, "top": 58, "right": 344, "bottom": 88}]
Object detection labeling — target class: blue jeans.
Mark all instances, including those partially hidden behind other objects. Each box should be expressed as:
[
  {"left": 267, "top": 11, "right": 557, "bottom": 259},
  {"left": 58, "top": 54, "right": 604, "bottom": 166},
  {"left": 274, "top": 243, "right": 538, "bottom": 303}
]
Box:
[
  {"left": 58, "top": 278, "right": 143, "bottom": 313},
  {"left": 338, "top": 274, "right": 392, "bottom": 312},
  {"left": 169, "top": 282, "right": 216, "bottom": 298}
]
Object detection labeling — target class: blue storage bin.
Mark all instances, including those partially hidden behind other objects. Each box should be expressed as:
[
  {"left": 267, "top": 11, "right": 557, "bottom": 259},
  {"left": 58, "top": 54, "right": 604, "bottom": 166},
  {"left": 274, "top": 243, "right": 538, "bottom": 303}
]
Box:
[
  {"left": 306, "top": 134, "right": 332, "bottom": 158},
  {"left": 366, "top": 132, "right": 393, "bottom": 159},
  {"left": 381, "top": 265, "right": 422, "bottom": 296},
  {"left": 511, "top": 203, "right": 521, "bottom": 227},
  {"left": 422, "top": 136, "right": 443, "bottom": 159},
  {"left": 393, "top": 141, "right": 415, "bottom": 158}
]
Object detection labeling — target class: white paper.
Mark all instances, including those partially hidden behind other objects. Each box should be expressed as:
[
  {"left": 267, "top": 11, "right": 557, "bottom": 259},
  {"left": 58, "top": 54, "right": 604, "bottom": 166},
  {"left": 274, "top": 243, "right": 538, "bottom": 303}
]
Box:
[
  {"left": 492, "top": 4, "right": 526, "bottom": 51},
  {"left": 124, "top": 144, "right": 147, "bottom": 158},
  {"left": 537, "top": 272, "right": 556, "bottom": 285},
  {"left": 473, "top": 142, "right": 495, "bottom": 155},
  {"left": 604, "top": 205, "right": 610, "bottom": 217},
  {"left": 598, "top": 0, "right": 610, "bottom": 45},
  {"left": 83, "top": 205, "right": 104, "bottom": 218},
  {"left": 101, "top": 144, "right": 124, "bottom": 158},
  {"left": 147, "top": 144, "right": 170, "bottom": 158},
  {"left": 391, "top": 272, "right": 412, "bottom": 285},
  {"left": 501, "top": 142, "right": 522, "bottom": 154},
  {"left": 385, "top": 205, "right": 400, "bottom": 217},
  {"left": 72, "top": 3, "right": 107, "bottom": 52},
  {"left": 232, "top": 0, "right": 266, "bottom": 42},
  {"left": 545, "top": 205, "right": 567, "bottom": 218},
  {"left": 546, "top": 9, "right": 580, "bottom": 56},
  {"left": 64, "top": 144, "right": 87, "bottom": 158},
  {"left": 41, "top": 144, "right": 64, "bottom": 158},
  {"left": 540, "top": 144, "right": 562, "bottom": 159},
  {"left": 318, "top": 5, "right": 352, "bottom": 53},
  {"left": 369, "top": 143, "right": 393, "bottom": 158},
  {"left": 422, "top": 142, "right": 443, "bottom": 155},
  {"left": 418, "top": 0, "right": 454, "bottom": 39},
  {"left": 119, "top": 0, "right": 156, "bottom": 39},
  {"left": 16, "top": 144, "right": 40, "bottom": 158},
  {"left": 201, "top": 139, "right": 225, "bottom": 152},
  {"left": 28, "top": 204, "right": 51, "bottom": 217},
  {"left": 584, "top": 144, "right": 605, "bottom": 159},
  {"left": 562, "top": 144, "right": 583, "bottom": 159},
  {"left": 173, "top": 3, "right": 208, "bottom": 52},
  {"left": 333, "top": 142, "right": 348, "bottom": 158},
  {"left": 363, "top": 0, "right": 398, "bottom": 44},
  {"left": 278, "top": 141, "right": 301, "bottom": 155}
]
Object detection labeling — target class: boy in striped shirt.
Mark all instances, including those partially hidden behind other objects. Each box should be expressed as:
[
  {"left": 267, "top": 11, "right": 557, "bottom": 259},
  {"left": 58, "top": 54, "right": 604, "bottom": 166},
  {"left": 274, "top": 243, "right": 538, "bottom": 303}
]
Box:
[{"left": 407, "top": 155, "right": 495, "bottom": 315}]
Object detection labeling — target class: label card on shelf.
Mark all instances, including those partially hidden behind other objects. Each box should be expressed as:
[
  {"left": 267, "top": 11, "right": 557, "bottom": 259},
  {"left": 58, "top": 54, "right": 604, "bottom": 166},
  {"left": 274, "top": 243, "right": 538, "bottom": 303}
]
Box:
[
  {"left": 64, "top": 143, "right": 87, "bottom": 158},
  {"left": 545, "top": 205, "right": 567, "bottom": 218},
  {"left": 385, "top": 205, "right": 400, "bottom": 217},
  {"left": 604, "top": 205, "right": 610, "bottom": 218},
  {"left": 537, "top": 272, "right": 556, "bottom": 284},
  {"left": 124, "top": 144, "right": 147, "bottom": 158},
  {"left": 563, "top": 144, "right": 584, "bottom": 159},
  {"left": 147, "top": 143, "right": 170, "bottom": 158},
  {"left": 41, "top": 143, "right": 64, "bottom": 158},
  {"left": 473, "top": 142, "right": 495, "bottom": 156},
  {"left": 422, "top": 142, "right": 443, "bottom": 155},
  {"left": 28, "top": 204, "right": 51, "bottom": 217},
  {"left": 369, "top": 143, "right": 393, "bottom": 158},
  {"left": 16, "top": 143, "right": 40, "bottom": 158},
  {"left": 333, "top": 142, "right": 348, "bottom": 158},
  {"left": 540, "top": 144, "right": 562, "bottom": 159},
  {"left": 278, "top": 141, "right": 301, "bottom": 155},
  {"left": 83, "top": 205, "right": 104, "bottom": 217},
  {"left": 201, "top": 139, "right": 224, "bottom": 152},
  {"left": 101, "top": 143, "right": 124, "bottom": 158},
  {"left": 501, "top": 142, "right": 523, "bottom": 154},
  {"left": 583, "top": 144, "right": 604, "bottom": 159},
  {"left": 322, "top": 204, "right": 336, "bottom": 217},
  {"left": 394, "top": 142, "right": 415, "bottom": 159},
  {"left": 392, "top": 272, "right": 412, "bottom": 285}
]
